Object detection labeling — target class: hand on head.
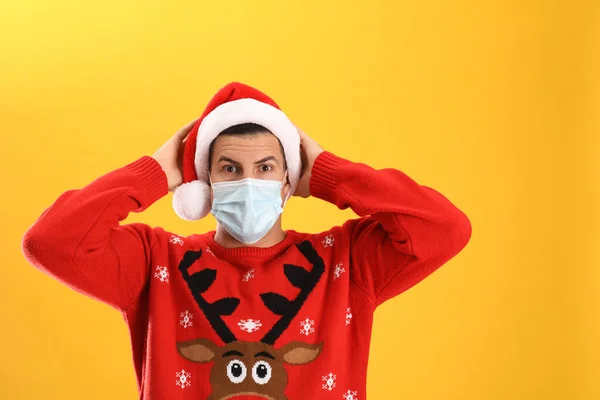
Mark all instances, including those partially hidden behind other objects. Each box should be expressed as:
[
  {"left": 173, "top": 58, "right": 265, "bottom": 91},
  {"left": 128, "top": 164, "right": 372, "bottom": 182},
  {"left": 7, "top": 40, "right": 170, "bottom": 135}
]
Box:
[
  {"left": 152, "top": 119, "right": 197, "bottom": 192},
  {"left": 294, "top": 126, "right": 324, "bottom": 198}
]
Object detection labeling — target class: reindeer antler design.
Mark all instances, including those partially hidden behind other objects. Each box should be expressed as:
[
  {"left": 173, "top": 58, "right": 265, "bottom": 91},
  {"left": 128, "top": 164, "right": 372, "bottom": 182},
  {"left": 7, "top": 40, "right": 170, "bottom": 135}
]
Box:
[
  {"left": 178, "top": 249, "right": 240, "bottom": 343},
  {"left": 178, "top": 241, "right": 325, "bottom": 346},
  {"left": 260, "top": 241, "right": 325, "bottom": 345}
]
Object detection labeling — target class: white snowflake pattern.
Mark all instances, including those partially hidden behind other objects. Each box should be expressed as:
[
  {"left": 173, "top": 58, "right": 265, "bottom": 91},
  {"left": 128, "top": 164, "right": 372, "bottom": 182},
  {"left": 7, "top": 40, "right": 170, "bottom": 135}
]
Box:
[
  {"left": 322, "top": 373, "right": 336, "bottom": 391},
  {"left": 238, "top": 319, "right": 262, "bottom": 333},
  {"left": 345, "top": 307, "right": 353, "bottom": 326},
  {"left": 175, "top": 369, "right": 191, "bottom": 388},
  {"left": 321, "top": 234, "right": 335, "bottom": 248},
  {"left": 242, "top": 269, "right": 255, "bottom": 282},
  {"left": 169, "top": 235, "right": 184, "bottom": 246},
  {"left": 342, "top": 390, "right": 358, "bottom": 400},
  {"left": 333, "top": 262, "right": 345, "bottom": 279},
  {"left": 300, "top": 318, "right": 315, "bottom": 336},
  {"left": 154, "top": 266, "right": 169, "bottom": 283},
  {"left": 180, "top": 310, "right": 193, "bottom": 329}
]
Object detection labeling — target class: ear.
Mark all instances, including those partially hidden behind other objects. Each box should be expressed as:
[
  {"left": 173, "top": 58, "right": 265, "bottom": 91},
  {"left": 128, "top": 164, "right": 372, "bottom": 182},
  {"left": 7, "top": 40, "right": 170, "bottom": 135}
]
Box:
[
  {"left": 281, "top": 175, "right": 292, "bottom": 204},
  {"left": 177, "top": 338, "right": 218, "bottom": 363},
  {"left": 280, "top": 341, "right": 323, "bottom": 365}
]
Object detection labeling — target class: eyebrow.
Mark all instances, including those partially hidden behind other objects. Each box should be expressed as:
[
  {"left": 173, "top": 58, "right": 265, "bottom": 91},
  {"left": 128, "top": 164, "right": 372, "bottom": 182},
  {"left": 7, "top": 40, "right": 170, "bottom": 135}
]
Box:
[
  {"left": 217, "top": 155, "right": 280, "bottom": 165},
  {"left": 217, "top": 156, "right": 241, "bottom": 165},
  {"left": 254, "top": 156, "right": 279, "bottom": 165},
  {"left": 254, "top": 351, "right": 275, "bottom": 359},
  {"left": 223, "top": 350, "right": 244, "bottom": 357}
]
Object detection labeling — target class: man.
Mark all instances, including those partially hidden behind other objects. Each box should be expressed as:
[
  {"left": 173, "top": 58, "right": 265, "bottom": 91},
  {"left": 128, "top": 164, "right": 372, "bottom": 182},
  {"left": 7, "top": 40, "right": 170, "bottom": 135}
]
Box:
[{"left": 22, "top": 82, "right": 471, "bottom": 399}]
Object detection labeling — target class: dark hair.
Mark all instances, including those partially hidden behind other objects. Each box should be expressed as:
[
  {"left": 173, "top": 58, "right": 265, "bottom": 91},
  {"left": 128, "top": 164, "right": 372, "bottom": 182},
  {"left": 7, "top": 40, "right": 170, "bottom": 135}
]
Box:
[{"left": 208, "top": 123, "right": 287, "bottom": 169}]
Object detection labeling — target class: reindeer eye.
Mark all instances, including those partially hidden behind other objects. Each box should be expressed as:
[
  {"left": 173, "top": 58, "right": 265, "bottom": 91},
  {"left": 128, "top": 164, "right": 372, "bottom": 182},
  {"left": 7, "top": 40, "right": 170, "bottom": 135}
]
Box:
[
  {"left": 252, "top": 361, "right": 272, "bottom": 385},
  {"left": 226, "top": 359, "right": 247, "bottom": 384}
]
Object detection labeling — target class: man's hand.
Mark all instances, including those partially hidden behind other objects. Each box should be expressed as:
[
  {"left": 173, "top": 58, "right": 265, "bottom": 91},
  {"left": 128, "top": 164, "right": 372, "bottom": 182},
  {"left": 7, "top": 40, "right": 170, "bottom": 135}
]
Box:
[
  {"left": 152, "top": 119, "right": 197, "bottom": 192},
  {"left": 294, "top": 127, "right": 324, "bottom": 198}
]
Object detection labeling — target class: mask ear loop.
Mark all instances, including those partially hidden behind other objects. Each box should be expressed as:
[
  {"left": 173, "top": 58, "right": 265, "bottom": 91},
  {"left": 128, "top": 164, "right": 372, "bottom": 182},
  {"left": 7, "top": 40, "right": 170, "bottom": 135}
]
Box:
[{"left": 281, "top": 170, "right": 291, "bottom": 206}]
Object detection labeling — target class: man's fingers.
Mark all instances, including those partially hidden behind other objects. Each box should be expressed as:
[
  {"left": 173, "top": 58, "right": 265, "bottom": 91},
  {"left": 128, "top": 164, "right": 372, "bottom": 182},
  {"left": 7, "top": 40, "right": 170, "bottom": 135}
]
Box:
[
  {"left": 296, "top": 126, "right": 308, "bottom": 142},
  {"left": 296, "top": 126, "right": 322, "bottom": 151},
  {"left": 175, "top": 119, "right": 198, "bottom": 141}
]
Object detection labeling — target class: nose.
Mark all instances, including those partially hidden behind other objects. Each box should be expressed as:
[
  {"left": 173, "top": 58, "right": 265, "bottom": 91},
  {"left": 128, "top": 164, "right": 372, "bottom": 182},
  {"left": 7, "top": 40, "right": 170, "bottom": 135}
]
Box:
[{"left": 241, "top": 171, "right": 255, "bottom": 180}]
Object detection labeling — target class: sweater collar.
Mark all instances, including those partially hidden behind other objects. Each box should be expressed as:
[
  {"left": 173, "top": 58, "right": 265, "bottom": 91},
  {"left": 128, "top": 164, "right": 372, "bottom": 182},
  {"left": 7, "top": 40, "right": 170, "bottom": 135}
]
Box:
[{"left": 206, "top": 230, "right": 301, "bottom": 262}]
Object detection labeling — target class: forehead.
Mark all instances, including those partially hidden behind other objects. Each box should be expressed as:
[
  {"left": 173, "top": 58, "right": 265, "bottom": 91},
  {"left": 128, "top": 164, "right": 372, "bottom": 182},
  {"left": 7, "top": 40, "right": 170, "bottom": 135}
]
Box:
[{"left": 211, "top": 133, "right": 284, "bottom": 160}]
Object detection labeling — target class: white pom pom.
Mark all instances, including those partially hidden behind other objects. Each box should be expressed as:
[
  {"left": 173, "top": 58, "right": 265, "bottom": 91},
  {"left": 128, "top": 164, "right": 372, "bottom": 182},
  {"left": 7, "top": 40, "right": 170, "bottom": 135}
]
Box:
[{"left": 172, "top": 180, "right": 211, "bottom": 221}]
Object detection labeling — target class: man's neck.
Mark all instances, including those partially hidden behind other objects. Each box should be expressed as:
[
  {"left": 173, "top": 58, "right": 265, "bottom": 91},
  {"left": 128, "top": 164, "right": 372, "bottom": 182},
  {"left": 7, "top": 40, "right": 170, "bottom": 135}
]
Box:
[{"left": 214, "top": 221, "right": 286, "bottom": 249}]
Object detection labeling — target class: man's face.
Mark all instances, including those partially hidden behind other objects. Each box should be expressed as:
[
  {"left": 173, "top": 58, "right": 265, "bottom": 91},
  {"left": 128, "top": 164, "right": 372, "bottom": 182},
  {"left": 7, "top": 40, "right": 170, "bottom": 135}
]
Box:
[{"left": 209, "top": 132, "right": 291, "bottom": 201}]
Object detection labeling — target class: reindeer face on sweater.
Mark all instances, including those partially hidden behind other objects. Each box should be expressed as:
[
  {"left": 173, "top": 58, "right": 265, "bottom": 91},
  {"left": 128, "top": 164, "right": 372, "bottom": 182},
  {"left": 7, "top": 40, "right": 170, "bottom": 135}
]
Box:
[
  {"left": 177, "top": 339, "right": 322, "bottom": 400},
  {"left": 177, "top": 241, "right": 326, "bottom": 400}
]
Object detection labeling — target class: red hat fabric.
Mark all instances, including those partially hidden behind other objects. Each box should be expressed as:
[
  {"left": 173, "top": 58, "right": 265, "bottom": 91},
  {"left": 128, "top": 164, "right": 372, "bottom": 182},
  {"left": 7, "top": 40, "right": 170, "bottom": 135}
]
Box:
[{"left": 172, "top": 82, "right": 301, "bottom": 221}]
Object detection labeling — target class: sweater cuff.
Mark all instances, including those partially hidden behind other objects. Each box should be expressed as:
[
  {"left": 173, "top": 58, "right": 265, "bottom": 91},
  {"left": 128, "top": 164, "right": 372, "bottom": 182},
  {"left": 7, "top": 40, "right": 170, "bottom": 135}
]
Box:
[
  {"left": 123, "top": 156, "right": 169, "bottom": 209},
  {"left": 309, "top": 151, "right": 352, "bottom": 204}
]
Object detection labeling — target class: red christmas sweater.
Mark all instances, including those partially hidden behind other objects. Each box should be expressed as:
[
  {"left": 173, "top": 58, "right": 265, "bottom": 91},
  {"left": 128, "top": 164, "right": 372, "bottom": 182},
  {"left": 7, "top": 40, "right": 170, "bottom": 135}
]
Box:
[{"left": 22, "top": 151, "right": 471, "bottom": 400}]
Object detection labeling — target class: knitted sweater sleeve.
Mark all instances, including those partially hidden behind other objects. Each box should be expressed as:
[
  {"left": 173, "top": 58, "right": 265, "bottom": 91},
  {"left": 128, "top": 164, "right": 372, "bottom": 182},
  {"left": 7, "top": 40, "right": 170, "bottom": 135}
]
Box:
[
  {"left": 310, "top": 151, "right": 472, "bottom": 306},
  {"left": 21, "top": 156, "right": 169, "bottom": 310}
]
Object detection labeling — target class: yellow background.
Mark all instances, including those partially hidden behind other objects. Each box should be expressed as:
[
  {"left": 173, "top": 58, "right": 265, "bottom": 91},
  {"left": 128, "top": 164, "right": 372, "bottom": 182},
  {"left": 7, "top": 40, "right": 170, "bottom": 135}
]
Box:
[{"left": 1, "top": 1, "right": 598, "bottom": 399}]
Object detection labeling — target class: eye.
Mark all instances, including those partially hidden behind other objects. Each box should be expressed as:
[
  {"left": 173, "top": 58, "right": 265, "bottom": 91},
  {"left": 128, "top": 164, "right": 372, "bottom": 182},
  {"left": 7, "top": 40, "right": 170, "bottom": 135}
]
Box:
[
  {"left": 259, "top": 164, "right": 273, "bottom": 172},
  {"left": 252, "top": 360, "right": 272, "bottom": 385},
  {"left": 224, "top": 165, "right": 238, "bottom": 173},
  {"left": 226, "top": 359, "right": 247, "bottom": 384}
]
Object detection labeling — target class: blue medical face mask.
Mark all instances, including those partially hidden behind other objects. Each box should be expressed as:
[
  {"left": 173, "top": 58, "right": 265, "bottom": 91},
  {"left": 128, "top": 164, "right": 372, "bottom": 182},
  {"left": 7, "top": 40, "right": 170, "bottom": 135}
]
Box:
[{"left": 209, "top": 172, "right": 289, "bottom": 245}]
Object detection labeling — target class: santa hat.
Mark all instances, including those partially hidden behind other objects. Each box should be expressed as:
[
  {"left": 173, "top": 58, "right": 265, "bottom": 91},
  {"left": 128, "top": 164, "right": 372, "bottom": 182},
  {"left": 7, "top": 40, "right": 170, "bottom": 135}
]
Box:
[{"left": 172, "top": 82, "right": 301, "bottom": 221}]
